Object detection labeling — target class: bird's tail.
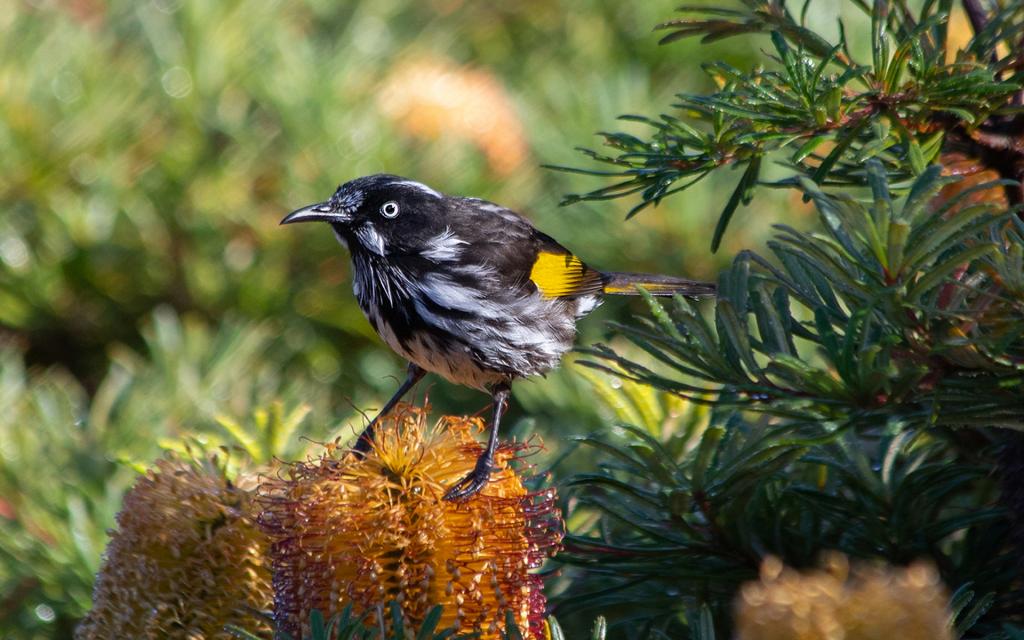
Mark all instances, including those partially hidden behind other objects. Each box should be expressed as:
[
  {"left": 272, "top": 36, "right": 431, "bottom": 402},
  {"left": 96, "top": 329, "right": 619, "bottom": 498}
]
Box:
[{"left": 601, "top": 271, "right": 716, "bottom": 297}]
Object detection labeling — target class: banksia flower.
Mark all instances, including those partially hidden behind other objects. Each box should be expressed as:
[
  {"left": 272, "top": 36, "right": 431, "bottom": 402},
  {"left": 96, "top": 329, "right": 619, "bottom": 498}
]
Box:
[
  {"left": 736, "top": 554, "right": 952, "bottom": 640},
  {"left": 378, "top": 58, "right": 529, "bottom": 176},
  {"left": 259, "top": 405, "right": 563, "bottom": 639},
  {"left": 934, "top": 151, "right": 1010, "bottom": 213},
  {"left": 76, "top": 455, "right": 272, "bottom": 639},
  {"left": 926, "top": 150, "right": 1014, "bottom": 357}
]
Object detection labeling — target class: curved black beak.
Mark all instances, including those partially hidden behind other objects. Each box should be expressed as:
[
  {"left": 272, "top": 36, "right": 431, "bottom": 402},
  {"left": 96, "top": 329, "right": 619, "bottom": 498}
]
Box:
[{"left": 280, "top": 202, "right": 351, "bottom": 225}]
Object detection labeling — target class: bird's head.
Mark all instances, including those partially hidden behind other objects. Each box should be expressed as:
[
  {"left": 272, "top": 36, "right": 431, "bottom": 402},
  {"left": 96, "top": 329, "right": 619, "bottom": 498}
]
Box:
[{"left": 281, "top": 174, "right": 450, "bottom": 258}]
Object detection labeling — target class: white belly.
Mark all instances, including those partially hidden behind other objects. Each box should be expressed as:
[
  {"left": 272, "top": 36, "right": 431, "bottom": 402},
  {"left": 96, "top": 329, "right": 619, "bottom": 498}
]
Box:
[{"left": 367, "top": 306, "right": 507, "bottom": 390}]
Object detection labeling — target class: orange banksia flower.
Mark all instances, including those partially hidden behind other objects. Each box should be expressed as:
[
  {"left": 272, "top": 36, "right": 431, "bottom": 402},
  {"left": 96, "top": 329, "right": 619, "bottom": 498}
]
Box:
[
  {"left": 76, "top": 456, "right": 272, "bottom": 640},
  {"left": 934, "top": 151, "right": 1010, "bottom": 213},
  {"left": 736, "top": 554, "right": 952, "bottom": 640},
  {"left": 258, "top": 405, "right": 563, "bottom": 639},
  {"left": 378, "top": 58, "right": 529, "bottom": 176}
]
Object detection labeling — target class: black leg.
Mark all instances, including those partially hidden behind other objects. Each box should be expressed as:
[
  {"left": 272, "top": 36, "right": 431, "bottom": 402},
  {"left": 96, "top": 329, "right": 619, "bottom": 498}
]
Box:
[
  {"left": 352, "top": 363, "right": 425, "bottom": 455},
  {"left": 443, "top": 382, "right": 512, "bottom": 501}
]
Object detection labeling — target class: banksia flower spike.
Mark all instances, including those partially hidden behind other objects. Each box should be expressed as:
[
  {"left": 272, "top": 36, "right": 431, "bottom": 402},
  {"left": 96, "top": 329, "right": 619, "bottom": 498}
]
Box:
[
  {"left": 258, "top": 405, "right": 563, "bottom": 640},
  {"left": 76, "top": 455, "right": 272, "bottom": 640},
  {"left": 736, "top": 554, "right": 953, "bottom": 640},
  {"left": 378, "top": 58, "right": 529, "bottom": 176}
]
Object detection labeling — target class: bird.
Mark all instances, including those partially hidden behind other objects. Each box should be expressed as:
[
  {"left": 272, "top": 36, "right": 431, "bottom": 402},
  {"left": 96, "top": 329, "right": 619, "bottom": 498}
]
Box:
[{"left": 282, "top": 174, "right": 715, "bottom": 500}]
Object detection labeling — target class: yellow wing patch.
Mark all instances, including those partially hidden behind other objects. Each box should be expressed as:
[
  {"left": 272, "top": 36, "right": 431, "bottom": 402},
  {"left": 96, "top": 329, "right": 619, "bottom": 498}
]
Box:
[{"left": 529, "top": 251, "right": 602, "bottom": 298}]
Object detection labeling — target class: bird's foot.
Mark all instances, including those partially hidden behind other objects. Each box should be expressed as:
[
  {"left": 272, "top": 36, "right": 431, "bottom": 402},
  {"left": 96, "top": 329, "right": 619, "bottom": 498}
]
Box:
[{"left": 443, "top": 456, "right": 494, "bottom": 502}]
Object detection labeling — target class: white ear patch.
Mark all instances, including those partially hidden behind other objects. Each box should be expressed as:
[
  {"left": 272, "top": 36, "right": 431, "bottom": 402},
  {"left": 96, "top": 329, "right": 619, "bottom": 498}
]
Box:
[
  {"left": 355, "top": 223, "right": 387, "bottom": 256},
  {"left": 421, "top": 227, "right": 468, "bottom": 262}
]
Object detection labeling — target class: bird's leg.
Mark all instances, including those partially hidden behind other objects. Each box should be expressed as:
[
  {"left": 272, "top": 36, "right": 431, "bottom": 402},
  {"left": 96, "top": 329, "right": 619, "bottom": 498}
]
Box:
[
  {"left": 352, "top": 363, "right": 425, "bottom": 456},
  {"left": 443, "top": 382, "right": 512, "bottom": 502}
]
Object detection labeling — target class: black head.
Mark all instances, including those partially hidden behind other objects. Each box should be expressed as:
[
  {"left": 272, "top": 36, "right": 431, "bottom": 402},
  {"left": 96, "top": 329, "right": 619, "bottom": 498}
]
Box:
[{"left": 281, "top": 174, "right": 451, "bottom": 257}]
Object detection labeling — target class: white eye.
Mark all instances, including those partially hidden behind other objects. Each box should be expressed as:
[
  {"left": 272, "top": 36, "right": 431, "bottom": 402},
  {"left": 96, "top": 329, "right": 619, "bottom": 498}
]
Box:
[{"left": 380, "top": 201, "right": 400, "bottom": 218}]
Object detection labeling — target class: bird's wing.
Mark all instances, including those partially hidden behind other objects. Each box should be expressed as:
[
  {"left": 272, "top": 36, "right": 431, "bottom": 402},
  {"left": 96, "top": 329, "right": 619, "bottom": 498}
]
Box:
[
  {"left": 526, "top": 233, "right": 605, "bottom": 298},
  {"left": 448, "top": 198, "right": 604, "bottom": 299}
]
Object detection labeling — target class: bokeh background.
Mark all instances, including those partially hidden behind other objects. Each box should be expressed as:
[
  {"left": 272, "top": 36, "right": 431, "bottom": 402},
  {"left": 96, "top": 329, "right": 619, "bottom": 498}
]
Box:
[{"left": 0, "top": 0, "right": 838, "bottom": 636}]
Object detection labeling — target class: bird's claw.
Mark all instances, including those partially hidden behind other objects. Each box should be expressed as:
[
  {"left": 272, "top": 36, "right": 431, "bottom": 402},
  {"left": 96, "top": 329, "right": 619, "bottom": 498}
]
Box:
[{"left": 443, "top": 457, "right": 493, "bottom": 502}]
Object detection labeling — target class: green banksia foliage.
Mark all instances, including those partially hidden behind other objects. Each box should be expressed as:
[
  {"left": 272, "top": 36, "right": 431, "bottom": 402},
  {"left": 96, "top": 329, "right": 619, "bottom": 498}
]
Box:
[
  {"left": 258, "top": 405, "right": 564, "bottom": 640},
  {"left": 75, "top": 455, "right": 272, "bottom": 639},
  {"left": 556, "top": 0, "right": 1024, "bottom": 245},
  {"left": 735, "top": 554, "right": 952, "bottom": 640}
]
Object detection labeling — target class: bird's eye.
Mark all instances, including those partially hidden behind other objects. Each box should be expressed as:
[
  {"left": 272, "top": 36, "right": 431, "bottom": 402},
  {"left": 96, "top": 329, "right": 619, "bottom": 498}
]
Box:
[{"left": 380, "top": 201, "right": 400, "bottom": 218}]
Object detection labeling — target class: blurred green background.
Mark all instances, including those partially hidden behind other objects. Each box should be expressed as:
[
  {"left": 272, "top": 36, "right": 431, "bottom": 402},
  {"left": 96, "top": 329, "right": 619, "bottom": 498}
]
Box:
[{"left": 0, "top": 0, "right": 822, "bottom": 636}]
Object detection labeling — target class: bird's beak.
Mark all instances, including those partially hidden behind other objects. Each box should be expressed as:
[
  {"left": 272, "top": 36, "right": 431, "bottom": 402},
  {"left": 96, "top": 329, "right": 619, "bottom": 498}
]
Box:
[{"left": 280, "top": 202, "right": 351, "bottom": 225}]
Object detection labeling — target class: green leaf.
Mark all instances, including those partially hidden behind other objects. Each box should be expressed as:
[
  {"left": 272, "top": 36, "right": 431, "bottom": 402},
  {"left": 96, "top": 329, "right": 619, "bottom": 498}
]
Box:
[
  {"left": 691, "top": 605, "right": 716, "bottom": 640},
  {"left": 214, "top": 415, "right": 261, "bottom": 460},
  {"left": 792, "top": 134, "right": 831, "bottom": 163},
  {"left": 886, "top": 220, "right": 910, "bottom": 277},
  {"left": 812, "top": 118, "right": 869, "bottom": 184},
  {"left": 715, "top": 299, "right": 761, "bottom": 380},
  {"left": 750, "top": 281, "right": 793, "bottom": 356},
  {"left": 712, "top": 155, "right": 761, "bottom": 253},
  {"left": 907, "top": 243, "right": 997, "bottom": 300},
  {"left": 311, "top": 609, "right": 327, "bottom": 640},
  {"left": 955, "top": 591, "right": 996, "bottom": 636},
  {"left": 391, "top": 602, "right": 406, "bottom": 640},
  {"left": 901, "top": 164, "right": 945, "bottom": 223},
  {"left": 546, "top": 615, "right": 566, "bottom": 640},
  {"left": 225, "top": 626, "right": 269, "bottom": 640},
  {"left": 907, "top": 136, "right": 926, "bottom": 175},
  {"left": 691, "top": 426, "right": 725, "bottom": 489},
  {"left": 503, "top": 609, "right": 525, "bottom": 640}
]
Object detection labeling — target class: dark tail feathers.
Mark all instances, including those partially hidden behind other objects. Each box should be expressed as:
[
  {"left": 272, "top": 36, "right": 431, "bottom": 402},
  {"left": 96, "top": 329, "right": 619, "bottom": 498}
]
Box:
[{"left": 601, "top": 272, "right": 716, "bottom": 297}]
